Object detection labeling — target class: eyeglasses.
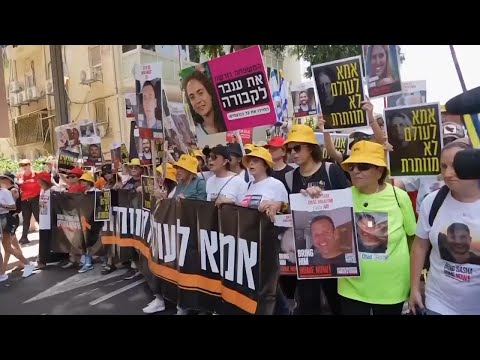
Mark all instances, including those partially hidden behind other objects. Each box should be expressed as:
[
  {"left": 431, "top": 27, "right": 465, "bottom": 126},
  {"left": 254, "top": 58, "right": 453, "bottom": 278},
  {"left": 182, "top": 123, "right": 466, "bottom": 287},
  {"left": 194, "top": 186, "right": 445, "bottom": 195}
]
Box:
[
  {"left": 287, "top": 144, "right": 303, "bottom": 154},
  {"left": 347, "top": 163, "right": 375, "bottom": 172},
  {"left": 209, "top": 154, "right": 218, "bottom": 161}
]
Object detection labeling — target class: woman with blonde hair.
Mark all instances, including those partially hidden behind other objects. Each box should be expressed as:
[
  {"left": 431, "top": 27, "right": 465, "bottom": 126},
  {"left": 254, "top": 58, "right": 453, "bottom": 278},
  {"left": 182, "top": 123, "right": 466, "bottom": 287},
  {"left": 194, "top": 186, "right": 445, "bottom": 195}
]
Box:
[{"left": 366, "top": 45, "right": 398, "bottom": 86}]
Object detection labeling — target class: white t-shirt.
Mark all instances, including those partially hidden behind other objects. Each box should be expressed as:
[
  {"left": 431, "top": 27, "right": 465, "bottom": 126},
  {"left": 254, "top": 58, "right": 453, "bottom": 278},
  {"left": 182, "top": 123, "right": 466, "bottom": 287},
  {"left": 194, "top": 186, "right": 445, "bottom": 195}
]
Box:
[
  {"left": 206, "top": 174, "right": 247, "bottom": 204},
  {"left": 197, "top": 171, "right": 213, "bottom": 182},
  {"left": 0, "top": 188, "right": 15, "bottom": 215},
  {"left": 39, "top": 189, "right": 51, "bottom": 229},
  {"left": 402, "top": 177, "right": 444, "bottom": 213},
  {"left": 416, "top": 190, "right": 480, "bottom": 315},
  {"left": 240, "top": 177, "right": 289, "bottom": 209}
]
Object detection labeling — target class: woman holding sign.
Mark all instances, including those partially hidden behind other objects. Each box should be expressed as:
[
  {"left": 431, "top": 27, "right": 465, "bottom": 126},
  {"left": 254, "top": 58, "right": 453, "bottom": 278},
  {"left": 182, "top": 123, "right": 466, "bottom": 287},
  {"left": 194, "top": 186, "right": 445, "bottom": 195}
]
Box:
[{"left": 339, "top": 141, "right": 416, "bottom": 315}]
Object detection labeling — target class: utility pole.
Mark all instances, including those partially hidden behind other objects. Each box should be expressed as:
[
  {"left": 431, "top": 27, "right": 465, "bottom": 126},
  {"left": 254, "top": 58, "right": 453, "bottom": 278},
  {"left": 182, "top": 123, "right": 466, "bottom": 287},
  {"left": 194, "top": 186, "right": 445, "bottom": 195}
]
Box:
[{"left": 50, "top": 45, "right": 69, "bottom": 128}]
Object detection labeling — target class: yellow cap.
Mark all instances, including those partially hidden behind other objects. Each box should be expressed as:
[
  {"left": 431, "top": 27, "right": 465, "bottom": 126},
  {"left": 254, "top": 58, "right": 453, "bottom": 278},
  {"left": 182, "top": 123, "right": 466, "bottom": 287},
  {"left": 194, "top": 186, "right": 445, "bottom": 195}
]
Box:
[
  {"left": 174, "top": 154, "right": 198, "bottom": 175},
  {"left": 128, "top": 158, "right": 142, "bottom": 166},
  {"left": 341, "top": 141, "right": 387, "bottom": 171},
  {"left": 284, "top": 124, "right": 318, "bottom": 145},
  {"left": 244, "top": 143, "right": 256, "bottom": 152},
  {"left": 192, "top": 149, "right": 204, "bottom": 159},
  {"left": 79, "top": 172, "right": 96, "bottom": 184},
  {"left": 156, "top": 163, "right": 177, "bottom": 183},
  {"left": 242, "top": 146, "right": 274, "bottom": 168}
]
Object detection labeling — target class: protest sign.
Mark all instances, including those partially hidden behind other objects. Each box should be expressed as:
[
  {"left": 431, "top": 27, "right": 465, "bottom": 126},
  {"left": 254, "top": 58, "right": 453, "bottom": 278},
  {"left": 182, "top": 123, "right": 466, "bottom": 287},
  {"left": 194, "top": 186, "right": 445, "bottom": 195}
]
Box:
[
  {"left": 291, "top": 81, "right": 319, "bottom": 118},
  {"left": 80, "top": 136, "right": 103, "bottom": 166},
  {"left": 94, "top": 190, "right": 111, "bottom": 222},
  {"left": 274, "top": 214, "right": 297, "bottom": 276},
  {"left": 384, "top": 102, "right": 443, "bottom": 177},
  {"left": 315, "top": 132, "right": 349, "bottom": 162},
  {"left": 226, "top": 128, "right": 253, "bottom": 144},
  {"left": 141, "top": 175, "right": 154, "bottom": 211},
  {"left": 290, "top": 189, "right": 360, "bottom": 279},
  {"left": 362, "top": 45, "right": 402, "bottom": 98},
  {"left": 55, "top": 124, "right": 81, "bottom": 154},
  {"left": 57, "top": 148, "right": 80, "bottom": 174},
  {"left": 312, "top": 56, "right": 367, "bottom": 131},
  {"left": 386, "top": 80, "right": 427, "bottom": 108}
]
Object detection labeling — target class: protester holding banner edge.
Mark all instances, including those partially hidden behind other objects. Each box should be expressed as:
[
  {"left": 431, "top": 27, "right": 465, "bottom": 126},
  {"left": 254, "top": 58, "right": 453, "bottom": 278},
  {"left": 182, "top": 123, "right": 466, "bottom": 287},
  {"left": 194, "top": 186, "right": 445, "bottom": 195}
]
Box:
[{"left": 339, "top": 141, "right": 416, "bottom": 315}]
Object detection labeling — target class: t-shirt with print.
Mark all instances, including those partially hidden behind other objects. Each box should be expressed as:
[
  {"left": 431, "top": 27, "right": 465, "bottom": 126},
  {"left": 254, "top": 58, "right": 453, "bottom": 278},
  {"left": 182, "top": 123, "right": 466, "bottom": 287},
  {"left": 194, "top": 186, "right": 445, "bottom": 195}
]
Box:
[
  {"left": 338, "top": 184, "right": 417, "bottom": 305},
  {"left": 240, "top": 177, "right": 288, "bottom": 209},
  {"left": 416, "top": 190, "right": 480, "bottom": 315},
  {"left": 290, "top": 162, "right": 350, "bottom": 194},
  {"left": 402, "top": 176, "right": 444, "bottom": 214},
  {"left": 272, "top": 164, "right": 293, "bottom": 192},
  {"left": 0, "top": 188, "right": 15, "bottom": 215},
  {"left": 206, "top": 174, "right": 247, "bottom": 204}
]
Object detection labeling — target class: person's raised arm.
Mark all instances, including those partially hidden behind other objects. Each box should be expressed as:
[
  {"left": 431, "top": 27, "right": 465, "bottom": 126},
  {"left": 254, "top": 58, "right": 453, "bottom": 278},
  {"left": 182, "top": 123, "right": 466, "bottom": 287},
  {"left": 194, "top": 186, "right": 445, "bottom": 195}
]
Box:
[
  {"left": 361, "top": 99, "right": 385, "bottom": 145},
  {"left": 317, "top": 115, "right": 343, "bottom": 164}
]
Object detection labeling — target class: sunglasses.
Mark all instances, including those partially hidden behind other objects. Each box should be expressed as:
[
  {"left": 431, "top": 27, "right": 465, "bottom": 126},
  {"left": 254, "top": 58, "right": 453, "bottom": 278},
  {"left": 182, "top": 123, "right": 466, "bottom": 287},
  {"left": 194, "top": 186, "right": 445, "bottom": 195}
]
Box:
[
  {"left": 209, "top": 154, "right": 218, "bottom": 161},
  {"left": 347, "top": 163, "right": 376, "bottom": 172},
  {"left": 287, "top": 144, "right": 303, "bottom": 154},
  {"left": 66, "top": 175, "right": 79, "bottom": 179},
  {"left": 21, "top": 164, "right": 30, "bottom": 167}
]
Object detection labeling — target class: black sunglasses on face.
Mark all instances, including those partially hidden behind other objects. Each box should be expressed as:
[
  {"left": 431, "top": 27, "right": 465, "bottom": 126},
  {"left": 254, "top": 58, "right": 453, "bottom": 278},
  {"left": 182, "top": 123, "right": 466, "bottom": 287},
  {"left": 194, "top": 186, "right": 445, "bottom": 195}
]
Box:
[
  {"left": 209, "top": 154, "right": 218, "bottom": 161},
  {"left": 347, "top": 163, "right": 376, "bottom": 172},
  {"left": 287, "top": 144, "right": 303, "bottom": 154},
  {"left": 66, "top": 175, "right": 79, "bottom": 179},
  {"left": 21, "top": 164, "right": 30, "bottom": 167}
]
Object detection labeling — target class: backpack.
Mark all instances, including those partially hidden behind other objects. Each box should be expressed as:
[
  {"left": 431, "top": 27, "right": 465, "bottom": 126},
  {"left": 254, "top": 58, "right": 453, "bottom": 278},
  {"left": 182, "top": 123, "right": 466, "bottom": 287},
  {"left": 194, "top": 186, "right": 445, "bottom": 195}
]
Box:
[
  {"left": 285, "top": 162, "right": 332, "bottom": 192},
  {"left": 8, "top": 186, "right": 22, "bottom": 215}
]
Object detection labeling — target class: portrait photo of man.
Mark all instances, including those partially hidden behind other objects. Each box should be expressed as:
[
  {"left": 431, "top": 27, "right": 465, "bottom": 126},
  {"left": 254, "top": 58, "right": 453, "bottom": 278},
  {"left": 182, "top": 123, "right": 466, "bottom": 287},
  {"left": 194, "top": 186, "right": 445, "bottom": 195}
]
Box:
[{"left": 439, "top": 223, "right": 480, "bottom": 265}]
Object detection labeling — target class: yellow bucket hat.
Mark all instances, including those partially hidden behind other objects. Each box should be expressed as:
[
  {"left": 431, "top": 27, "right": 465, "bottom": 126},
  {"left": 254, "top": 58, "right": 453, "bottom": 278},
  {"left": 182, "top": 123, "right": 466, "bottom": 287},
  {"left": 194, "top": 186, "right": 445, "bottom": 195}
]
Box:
[
  {"left": 192, "top": 149, "right": 204, "bottom": 159},
  {"left": 156, "top": 163, "right": 177, "bottom": 183},
  {"left": 284, "top": 124, "right": 318, "bottom": 145},
  {"left": 244, "top": 143, "right": 256, "bottom": 152},
  {"left": 341, "top": 140, "right": 387, "bottom": 171},
  {"left": 242, "top": 146, "right": 274, "bottom": 168},
  {"left": 79, "top": 172, "right": 96, "bottom": 184},
  {"left": 174, "top": 154, "right": 198, "bottom": 175},
  {"left": 128, "top": 158, "right": 142, "bottom": 166}
]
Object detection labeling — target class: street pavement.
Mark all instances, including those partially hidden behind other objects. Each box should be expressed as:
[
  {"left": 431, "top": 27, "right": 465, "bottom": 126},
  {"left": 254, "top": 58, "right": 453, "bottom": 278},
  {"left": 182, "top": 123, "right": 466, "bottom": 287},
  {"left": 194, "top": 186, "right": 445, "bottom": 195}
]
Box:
[{"left": 0, "top": 228, "right": 177, "bottom": 315}]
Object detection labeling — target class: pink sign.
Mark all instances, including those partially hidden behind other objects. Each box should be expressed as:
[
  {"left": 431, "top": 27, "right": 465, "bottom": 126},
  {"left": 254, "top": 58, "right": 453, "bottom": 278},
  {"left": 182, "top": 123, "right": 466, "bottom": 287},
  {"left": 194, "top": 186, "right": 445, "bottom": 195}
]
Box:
[{"left": 208, "top": 46, "right": 276, "bottom": 132}]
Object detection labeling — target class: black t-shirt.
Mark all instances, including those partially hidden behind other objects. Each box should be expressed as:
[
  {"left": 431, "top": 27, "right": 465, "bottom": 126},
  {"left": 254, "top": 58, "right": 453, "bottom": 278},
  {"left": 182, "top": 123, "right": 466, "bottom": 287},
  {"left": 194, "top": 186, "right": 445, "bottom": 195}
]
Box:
[
  {"left": 341, "top": 153, "right": 351, "bottom": 182},
  {"left": 272, "top": 164, "right": 294, "bottom": 192},
  {"left": 290, "top": 162, "right": 350, "bottom": 194}
]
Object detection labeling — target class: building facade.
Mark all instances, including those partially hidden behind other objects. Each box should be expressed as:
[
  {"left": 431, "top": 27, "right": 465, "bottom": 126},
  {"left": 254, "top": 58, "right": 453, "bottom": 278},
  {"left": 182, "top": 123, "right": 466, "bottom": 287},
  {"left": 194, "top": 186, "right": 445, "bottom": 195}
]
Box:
[{"left": 1, "top": 45, "right": 304, "bottom": 159}]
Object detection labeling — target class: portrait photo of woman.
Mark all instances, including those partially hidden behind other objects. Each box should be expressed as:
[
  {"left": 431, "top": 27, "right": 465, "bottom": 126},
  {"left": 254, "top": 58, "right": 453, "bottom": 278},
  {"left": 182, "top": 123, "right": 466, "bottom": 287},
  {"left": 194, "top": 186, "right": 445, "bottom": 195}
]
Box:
[
  {"left": 136, "top": 79, "right": 163, "bottom": 130},
  {"left": 182, "top": 64, "right": 227, "bottom": 136},
  {"left": 363, "top": 45, "right": 402, "bottom": 98}
]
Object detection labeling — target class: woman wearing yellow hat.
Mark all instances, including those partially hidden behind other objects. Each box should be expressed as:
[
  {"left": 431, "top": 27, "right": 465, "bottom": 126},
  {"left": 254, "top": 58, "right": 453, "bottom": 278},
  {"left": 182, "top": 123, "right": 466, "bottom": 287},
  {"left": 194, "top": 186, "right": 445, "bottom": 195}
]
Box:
[
  {"left": 265, "top": 124, "right": 350, "bottom": 316},
  {"left": 173, "top": 154, "right": 206, "bottom": 201},
  {"left": 338, "top": 140, "right": 416, "bottom": 315},
  {"left": 240, "top": 147, "right": 288, "bottom": 209},
  {"left": 155, "top": 163, "right": 177, "bottom": 200}
]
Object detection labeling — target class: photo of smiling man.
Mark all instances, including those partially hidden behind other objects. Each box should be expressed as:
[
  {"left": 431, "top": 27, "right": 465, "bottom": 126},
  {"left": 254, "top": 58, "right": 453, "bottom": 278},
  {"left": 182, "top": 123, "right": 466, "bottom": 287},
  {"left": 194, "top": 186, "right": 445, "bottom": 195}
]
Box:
[{"left": 438, "top": 223, "right": 480, "bottom": 266}]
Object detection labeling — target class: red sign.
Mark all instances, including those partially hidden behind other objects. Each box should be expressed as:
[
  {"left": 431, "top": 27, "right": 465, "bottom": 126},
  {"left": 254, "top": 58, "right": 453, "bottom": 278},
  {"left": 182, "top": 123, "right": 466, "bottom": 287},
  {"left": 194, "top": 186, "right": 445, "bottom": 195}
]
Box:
[{"left": 226, "top": 128, "right": 253, "bottom": 144}]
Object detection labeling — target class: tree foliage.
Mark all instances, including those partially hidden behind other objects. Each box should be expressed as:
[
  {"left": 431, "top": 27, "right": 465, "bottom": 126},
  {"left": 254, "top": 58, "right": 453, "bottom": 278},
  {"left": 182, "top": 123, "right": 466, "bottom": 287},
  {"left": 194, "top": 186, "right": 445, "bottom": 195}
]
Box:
[{"left": 199, "top": 45, "right": 288, "bottom": 60}]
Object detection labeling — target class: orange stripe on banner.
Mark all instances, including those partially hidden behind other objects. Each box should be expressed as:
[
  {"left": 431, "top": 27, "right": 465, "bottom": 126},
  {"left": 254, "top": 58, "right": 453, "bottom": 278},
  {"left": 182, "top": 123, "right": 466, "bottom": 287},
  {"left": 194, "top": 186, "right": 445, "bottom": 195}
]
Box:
[{"left": 102, "top": 236, "right": 257, "bottom": 314}]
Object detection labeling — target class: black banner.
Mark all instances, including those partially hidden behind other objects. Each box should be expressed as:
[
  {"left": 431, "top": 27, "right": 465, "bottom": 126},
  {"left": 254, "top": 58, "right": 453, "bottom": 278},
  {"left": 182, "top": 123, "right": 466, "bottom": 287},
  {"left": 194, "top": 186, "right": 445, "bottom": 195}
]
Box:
[
  {"left": 312, "top": 56, "right": 367, "bottom": 131},
  {"left": 94, "top": 190, "right": 111, "bottom": 222},
  {"left": 385, "top": 102, "right": 442, "bottom": 177},
  {"left": 102, "top": 191, "right": 278, "bottom": 315}
]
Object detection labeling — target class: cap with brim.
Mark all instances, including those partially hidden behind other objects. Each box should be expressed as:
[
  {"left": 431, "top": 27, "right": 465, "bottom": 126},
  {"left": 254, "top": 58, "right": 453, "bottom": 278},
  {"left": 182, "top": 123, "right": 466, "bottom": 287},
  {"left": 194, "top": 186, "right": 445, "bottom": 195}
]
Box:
[
  {"left": 37, "top": 172, "right": 52, "bottom": 185},
  {"left": 443, "top": 122, "right": 465, "bottom": 140},
  {"left": 242, "top": 146, "right": 274, "bottom": 168},
  {"left": 0, "top": 173, "right": 16, "bottom": 184},
  {"left": 284, "top": 124, "right": 318, "bottom": 145},
  {"left": 156, "top": 163, "right": 177, "bottom": 183},
  {"left": 244, "top": 144, "right": 256, "bottom": 152},
  {"left": 341, "top": 140, "right": 387, "bottom": 171},
  {"left": 266, "top": 136, "right": 286, "bottom": 148},
  {"left": 192, "top": 149, "right": 204, "bottom": 159},
  {"left": 227, "top": 143, "right": 243, "bottom": 157},
  {"left": 210, "top": 145, "right": 230, "bottom": 161},
  {"left": 68, "top": 167, "right": 84, "bottom": 177},
  {"left": 19, "top": 159, "right": 31, "bottom": 165},
  {"left": 174, "top": 154, "right": 198, "bottom": 175}
]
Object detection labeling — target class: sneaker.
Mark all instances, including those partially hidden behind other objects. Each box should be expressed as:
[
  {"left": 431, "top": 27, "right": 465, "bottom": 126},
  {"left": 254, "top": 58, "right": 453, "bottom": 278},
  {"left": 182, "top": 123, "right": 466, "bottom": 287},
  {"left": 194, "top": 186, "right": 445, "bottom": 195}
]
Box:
[
  {"left": 22, "top": 263, "right": 36, "bottom": 278},
  {"left": 61, "top": 261, "right": 75, "bottom": 269},
  {"left": 78, "top": 263, "right": 94, "bottom": 273},
  {"left": 142, "top": 298, "right": 166, "bottom": 314},
  {"left": 175, "top": 307, "right": 190, "bottom": 315},
  {"left": 0, "top": 274, "right": 8, "bottom": 282},
  {"left": 124, "top": 269, "right": 141, "bottom": 280}
]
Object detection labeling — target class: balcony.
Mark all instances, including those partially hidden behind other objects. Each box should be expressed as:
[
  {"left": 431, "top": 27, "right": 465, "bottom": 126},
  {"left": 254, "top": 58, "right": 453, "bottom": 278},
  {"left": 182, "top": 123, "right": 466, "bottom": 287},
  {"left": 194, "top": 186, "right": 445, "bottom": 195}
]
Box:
[
  {"left": 121, "top": 47, "right": 198, "bottom": 91},
  {"left": 12, "top": 109, "right": 54, "bottom": 154}
]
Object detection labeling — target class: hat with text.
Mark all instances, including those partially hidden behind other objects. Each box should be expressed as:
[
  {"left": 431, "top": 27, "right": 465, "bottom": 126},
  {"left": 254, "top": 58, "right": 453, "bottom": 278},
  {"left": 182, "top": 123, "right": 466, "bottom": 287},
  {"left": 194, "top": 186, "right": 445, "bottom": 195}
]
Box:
[
  {"left": 174, "top": 154, "right": 198, "bottom": 175},
  {"left": 284, "top": 124, "right": 318, "bottom": 145},
  {"left": 341, "top": 140, "right": 387, "bottom": 171}
]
